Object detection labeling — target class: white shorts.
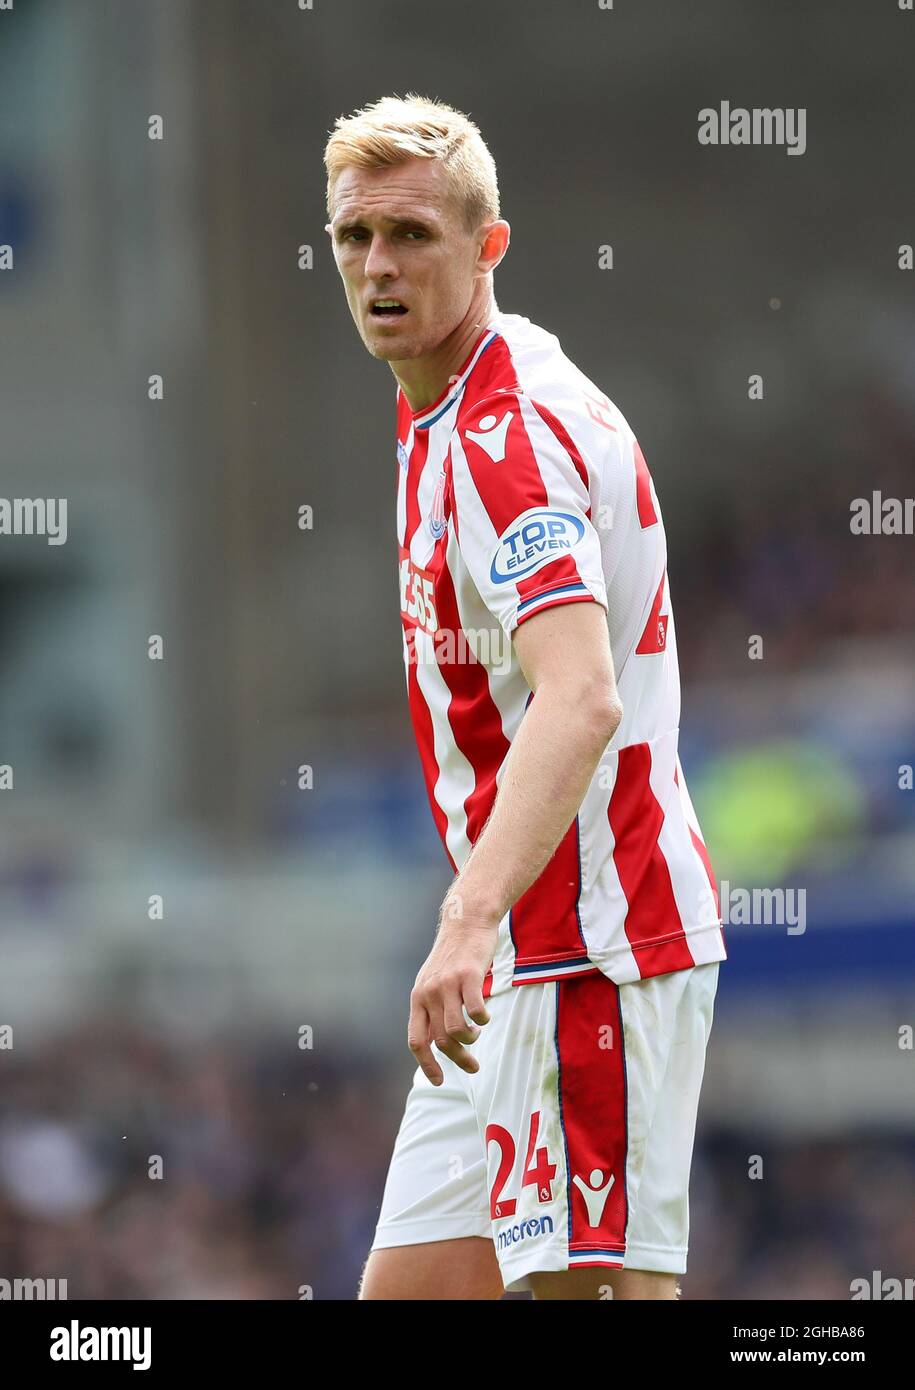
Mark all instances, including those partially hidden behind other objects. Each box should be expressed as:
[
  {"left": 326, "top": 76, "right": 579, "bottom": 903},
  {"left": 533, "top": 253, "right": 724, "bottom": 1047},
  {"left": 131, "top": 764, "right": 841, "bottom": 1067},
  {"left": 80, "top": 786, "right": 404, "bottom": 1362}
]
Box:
[{"left": 371, "top": 961, "right": 719, "bottom": 1293}]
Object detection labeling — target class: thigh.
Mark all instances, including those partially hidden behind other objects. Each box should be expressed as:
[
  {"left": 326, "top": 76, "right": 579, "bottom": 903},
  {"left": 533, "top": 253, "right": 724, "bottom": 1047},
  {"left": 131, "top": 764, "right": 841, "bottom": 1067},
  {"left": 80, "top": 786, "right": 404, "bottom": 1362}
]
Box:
[
  {"left": 623, "top": 961, "right": 719, "bottom": 1271},
  {"left": 368, "top": 1060, "right": 494, "bottom": 1286},
  {"left": 529, "top": 1267, "right": 679, "bottom": 1301},
  {"left": 360, "top": 1237, "right": 503, "bottom": 1301}
]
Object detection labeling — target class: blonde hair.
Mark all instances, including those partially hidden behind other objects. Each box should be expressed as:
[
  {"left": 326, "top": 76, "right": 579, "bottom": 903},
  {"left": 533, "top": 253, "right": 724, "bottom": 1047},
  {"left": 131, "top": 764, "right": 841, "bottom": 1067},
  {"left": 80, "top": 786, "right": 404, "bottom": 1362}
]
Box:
[{"left": 324, "top": 93, "right": 500, "bottom": 232}]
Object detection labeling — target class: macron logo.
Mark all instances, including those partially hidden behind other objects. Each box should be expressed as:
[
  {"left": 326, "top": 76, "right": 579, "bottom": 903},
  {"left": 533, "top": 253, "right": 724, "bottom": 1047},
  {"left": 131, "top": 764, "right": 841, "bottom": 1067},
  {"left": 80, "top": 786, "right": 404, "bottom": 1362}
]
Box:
[
  {"left": 464, "top": 411, "right": 513, "bottom": 462},
  {"left": 572, "top": 1169, "right": 615, "bottom": 1227}
]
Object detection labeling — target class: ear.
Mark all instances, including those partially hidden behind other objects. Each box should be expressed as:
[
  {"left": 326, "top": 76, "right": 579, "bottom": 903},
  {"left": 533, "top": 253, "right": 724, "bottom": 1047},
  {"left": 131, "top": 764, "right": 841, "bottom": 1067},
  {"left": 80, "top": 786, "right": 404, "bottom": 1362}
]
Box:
[{"left": 477, "top": 220, "right": 511, "bottom": 275}]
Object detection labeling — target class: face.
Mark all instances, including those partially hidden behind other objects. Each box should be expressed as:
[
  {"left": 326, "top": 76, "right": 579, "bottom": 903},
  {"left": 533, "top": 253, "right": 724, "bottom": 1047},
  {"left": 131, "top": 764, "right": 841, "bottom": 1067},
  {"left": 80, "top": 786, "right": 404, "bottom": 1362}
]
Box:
[{"left": 326, "top": 157, "right": 502, "bottom": 362}]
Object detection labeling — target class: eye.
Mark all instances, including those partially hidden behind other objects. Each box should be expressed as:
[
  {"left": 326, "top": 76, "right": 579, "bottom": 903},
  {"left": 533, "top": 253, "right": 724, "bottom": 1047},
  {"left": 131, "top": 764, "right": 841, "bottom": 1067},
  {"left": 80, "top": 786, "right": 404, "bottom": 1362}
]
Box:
[{"left": 404, "top": 229, "right": 427, "bottom": 240}]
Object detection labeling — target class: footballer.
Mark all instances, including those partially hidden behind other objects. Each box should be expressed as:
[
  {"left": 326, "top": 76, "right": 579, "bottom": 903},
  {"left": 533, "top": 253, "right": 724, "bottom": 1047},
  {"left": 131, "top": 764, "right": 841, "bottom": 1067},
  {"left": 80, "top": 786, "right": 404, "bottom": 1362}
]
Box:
[{"left": 323, "top": 94, "right": 726, "bottom": 1301}]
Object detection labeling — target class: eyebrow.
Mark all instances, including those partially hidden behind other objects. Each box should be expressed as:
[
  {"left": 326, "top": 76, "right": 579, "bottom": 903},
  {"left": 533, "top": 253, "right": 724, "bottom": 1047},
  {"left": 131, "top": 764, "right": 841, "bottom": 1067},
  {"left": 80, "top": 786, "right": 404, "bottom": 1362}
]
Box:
[{"left": 333, "top": 214, "right": 436, "bottom": 237}]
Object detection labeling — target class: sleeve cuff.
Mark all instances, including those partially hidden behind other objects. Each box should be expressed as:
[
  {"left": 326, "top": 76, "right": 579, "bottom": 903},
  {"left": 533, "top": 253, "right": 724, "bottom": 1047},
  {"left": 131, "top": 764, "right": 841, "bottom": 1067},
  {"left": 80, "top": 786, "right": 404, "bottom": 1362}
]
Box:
[{"left": 508, "top": 578, "right": 609, "bottom": 633}]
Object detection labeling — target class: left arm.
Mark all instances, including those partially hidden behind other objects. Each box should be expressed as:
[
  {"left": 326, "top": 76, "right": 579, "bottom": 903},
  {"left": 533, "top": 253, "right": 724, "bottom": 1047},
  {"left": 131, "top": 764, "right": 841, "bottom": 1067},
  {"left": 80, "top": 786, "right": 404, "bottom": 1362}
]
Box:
[{"left": 407, "top": 601, "right": 622, "bottom": 1085}]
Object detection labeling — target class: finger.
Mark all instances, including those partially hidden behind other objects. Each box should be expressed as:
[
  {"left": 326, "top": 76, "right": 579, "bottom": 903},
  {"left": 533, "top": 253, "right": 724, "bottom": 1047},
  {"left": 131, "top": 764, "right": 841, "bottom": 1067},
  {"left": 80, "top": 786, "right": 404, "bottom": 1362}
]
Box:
[
  {"left": 443, "top": 983, "right": 481, "bottom": 1044},
  {"left": 407, "top": 1001, "right": 443, "bottom": 1086},
  {"left": 433, "top": 1033, "right": 479, "bottom": 1077},
  {"left": 461, "top": 977, "right": 491, "bottom": 1029},
  {"left": 413, "top": 1039, "right": 444, "bottom": 1086}
]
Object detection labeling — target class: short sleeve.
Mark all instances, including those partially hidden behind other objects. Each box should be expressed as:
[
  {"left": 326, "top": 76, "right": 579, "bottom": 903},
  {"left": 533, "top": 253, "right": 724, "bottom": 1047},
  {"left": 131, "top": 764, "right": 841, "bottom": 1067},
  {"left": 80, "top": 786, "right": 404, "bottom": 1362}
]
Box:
[{"left": 450, "top": 391, "right": 609, "bottom": 635}]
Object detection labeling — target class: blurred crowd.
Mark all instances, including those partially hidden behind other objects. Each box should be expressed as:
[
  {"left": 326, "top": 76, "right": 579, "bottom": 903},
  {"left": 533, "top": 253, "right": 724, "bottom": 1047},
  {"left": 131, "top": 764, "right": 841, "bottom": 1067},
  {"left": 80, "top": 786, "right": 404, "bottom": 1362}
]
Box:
[
  {"left": 2, "top": 1021, "right": 912, "bottom": 1301},
  {"left": 673, "top": 383, "right": 915, "bottom": 683}
]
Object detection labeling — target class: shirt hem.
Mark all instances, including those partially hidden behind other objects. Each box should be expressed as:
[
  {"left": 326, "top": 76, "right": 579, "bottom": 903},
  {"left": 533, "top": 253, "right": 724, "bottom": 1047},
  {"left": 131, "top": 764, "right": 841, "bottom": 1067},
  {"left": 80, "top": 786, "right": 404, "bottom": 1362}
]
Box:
[{"left": 511, "top": 919, "right": 727, "bottom": 987}]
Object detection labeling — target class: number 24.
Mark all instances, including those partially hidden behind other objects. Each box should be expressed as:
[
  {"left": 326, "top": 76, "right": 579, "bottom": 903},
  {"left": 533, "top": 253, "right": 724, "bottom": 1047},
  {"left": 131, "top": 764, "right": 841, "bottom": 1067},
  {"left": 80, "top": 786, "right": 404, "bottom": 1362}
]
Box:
[{"left": 485, "top": 1111, "right": 557, "bottom": 1217}]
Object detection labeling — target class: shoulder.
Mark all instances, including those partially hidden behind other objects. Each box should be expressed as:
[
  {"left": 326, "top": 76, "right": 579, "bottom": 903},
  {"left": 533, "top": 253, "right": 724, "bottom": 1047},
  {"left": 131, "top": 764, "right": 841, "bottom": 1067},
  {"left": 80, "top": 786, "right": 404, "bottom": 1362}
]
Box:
[
  {"left": 455, "top": 383, "right": 633, "bottom": 495},
  {"left": 451, "top": 315, "right": 642, "bottom": 493}
]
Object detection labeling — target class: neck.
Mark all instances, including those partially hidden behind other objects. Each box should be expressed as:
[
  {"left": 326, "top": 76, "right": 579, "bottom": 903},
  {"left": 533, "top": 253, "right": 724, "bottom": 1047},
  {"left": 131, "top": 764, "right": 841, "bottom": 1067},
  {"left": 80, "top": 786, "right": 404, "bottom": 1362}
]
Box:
[{"left": 392, "top": 289, "right": 499, "bottom": 412}]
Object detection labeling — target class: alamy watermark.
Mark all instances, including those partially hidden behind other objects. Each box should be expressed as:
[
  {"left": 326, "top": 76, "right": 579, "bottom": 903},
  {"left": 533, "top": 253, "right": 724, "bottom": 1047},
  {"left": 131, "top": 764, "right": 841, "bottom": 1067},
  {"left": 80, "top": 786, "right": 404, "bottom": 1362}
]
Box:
[
  {"left": 50, "top": 1321, "right": 151, "bottom": 1370},
  {"left": 0, "top": 1275, "right": 68, "bottom": 1299},
  {"left": 850, "top": 1270, "right": 914, "bottom": 1300},
  {"left": 719, "top": 880, "right": 806, "bottom": 934},
  {"left": 406, "top": 625, "right": 512, "bottom": 675},
  {"left": 850, "top": 492, "right": 915, "bottom": 535},
  {"left": 698, "top": 102, "right": 806, "bottom": 156},
  {"left": 0, "top": 497, "right": 67, "bottom": 544}
]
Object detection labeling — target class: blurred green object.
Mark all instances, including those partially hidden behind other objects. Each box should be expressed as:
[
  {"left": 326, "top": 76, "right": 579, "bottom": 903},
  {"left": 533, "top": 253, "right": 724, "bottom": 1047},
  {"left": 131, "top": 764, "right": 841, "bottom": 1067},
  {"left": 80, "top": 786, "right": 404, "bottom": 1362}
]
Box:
[{"left": 691, "top": 739, "right": 864, "bottom": 881}]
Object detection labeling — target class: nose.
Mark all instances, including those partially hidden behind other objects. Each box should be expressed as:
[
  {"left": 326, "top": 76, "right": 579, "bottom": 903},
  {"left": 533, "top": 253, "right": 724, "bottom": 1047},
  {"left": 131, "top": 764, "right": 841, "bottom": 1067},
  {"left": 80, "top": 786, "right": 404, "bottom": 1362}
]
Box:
[{"left": 363, "top": 232, "right": 398, "bottom": 283}]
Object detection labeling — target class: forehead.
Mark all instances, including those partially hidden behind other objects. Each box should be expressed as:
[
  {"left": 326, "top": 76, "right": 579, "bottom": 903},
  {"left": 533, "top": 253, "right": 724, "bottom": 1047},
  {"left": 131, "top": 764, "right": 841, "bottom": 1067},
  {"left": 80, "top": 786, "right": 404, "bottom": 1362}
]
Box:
[{"left": 330, "top": 157, "right": 457, "bottom": 225}]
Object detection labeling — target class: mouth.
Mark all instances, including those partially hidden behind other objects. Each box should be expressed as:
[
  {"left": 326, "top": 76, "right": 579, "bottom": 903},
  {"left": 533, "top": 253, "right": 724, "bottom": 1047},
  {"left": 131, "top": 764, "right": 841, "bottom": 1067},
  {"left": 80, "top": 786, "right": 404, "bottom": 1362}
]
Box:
[{"left": 369, "top": 298, "right": 409, "bottom": 323}]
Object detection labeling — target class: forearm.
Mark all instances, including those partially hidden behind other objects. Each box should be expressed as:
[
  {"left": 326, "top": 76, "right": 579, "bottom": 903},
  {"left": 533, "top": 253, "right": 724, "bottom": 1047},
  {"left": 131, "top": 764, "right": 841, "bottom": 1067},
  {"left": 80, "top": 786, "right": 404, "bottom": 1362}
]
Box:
[{"left": 442, "top": 683, "right": 621, "bottom": 926}]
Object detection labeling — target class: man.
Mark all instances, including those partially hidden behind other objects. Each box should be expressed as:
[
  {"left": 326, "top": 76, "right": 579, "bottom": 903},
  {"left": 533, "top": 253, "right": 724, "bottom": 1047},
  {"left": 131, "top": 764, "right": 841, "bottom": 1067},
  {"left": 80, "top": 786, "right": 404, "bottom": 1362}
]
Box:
[{"left": 324, "top": 94, "right": 726, "bottom": 1301}]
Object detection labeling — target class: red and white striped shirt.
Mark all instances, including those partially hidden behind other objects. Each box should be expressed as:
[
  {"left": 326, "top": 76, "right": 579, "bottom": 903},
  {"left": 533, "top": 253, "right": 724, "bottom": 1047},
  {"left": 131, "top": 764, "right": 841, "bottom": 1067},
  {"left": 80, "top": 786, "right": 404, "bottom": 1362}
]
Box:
[{"left": 396, "top": 311, "right": 726, "bottom": 992}]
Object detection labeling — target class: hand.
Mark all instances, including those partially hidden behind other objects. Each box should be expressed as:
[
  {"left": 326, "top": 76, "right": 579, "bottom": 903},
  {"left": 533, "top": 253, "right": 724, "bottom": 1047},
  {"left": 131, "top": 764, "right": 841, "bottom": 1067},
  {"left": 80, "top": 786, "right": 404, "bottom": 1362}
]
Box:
[{"left": 407, "top": 913, "right": 498, "bottom": 1086}]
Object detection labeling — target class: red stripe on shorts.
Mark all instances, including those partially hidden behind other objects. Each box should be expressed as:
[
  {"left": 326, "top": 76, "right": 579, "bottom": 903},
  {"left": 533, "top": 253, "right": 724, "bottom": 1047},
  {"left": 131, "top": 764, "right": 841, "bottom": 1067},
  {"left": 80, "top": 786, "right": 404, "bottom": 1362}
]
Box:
[{"left": 555, "top": 972, "right": 629, "bottom": 1260}]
